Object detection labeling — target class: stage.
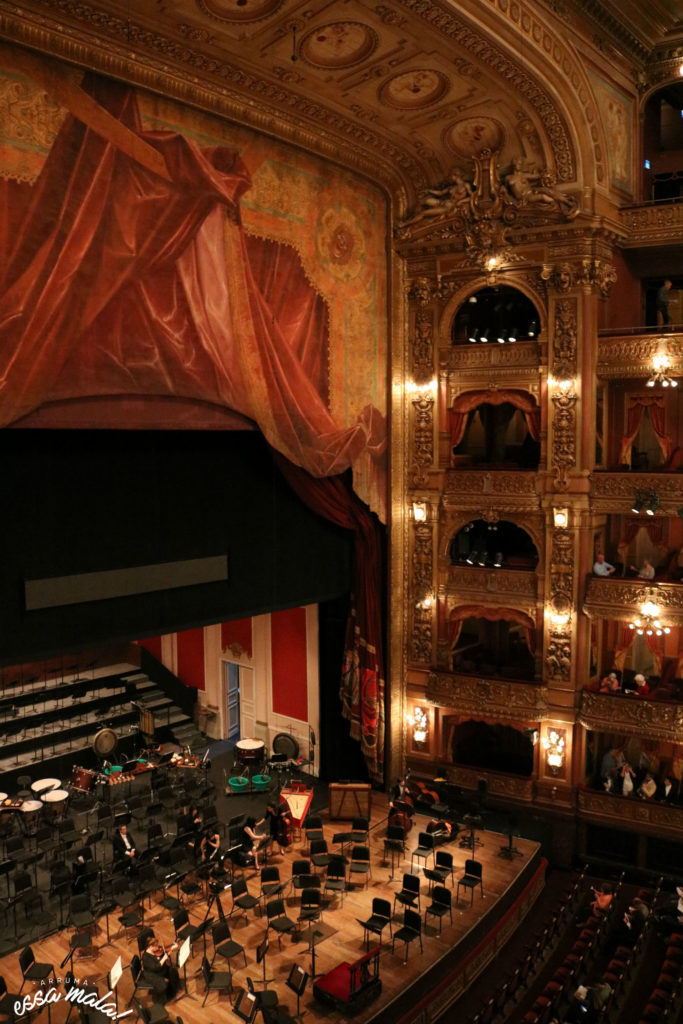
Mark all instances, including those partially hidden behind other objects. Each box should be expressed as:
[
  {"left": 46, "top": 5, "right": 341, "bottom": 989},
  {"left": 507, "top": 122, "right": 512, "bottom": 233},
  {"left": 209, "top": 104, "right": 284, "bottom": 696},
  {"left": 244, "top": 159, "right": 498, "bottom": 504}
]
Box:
[{"left": 0, "top": 802, "right": 543, "bottom": 1024}]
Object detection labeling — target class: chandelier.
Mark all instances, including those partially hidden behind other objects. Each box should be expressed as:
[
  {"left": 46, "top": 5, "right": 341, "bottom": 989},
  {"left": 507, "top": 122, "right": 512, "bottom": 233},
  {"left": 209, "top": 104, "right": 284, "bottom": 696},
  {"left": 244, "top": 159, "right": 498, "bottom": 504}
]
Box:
[
  {"left": 629, "top": 599, "right": 671, "bottom": 637},
  {"left": 646, "top": 354, "right": 678, "bottom": 388}
]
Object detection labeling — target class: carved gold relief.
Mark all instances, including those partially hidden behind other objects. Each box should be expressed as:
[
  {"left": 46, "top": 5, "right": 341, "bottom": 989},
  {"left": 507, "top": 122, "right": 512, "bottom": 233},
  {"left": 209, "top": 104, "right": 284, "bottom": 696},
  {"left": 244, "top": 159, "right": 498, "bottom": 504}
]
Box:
[
  {"left": 583, "top": 578, "right": 683, "bottom": 623},
  {"left": 580, "top": 691, "right": 683, "bottom": 741},
  {"left": 544, "top": 634, "right": 571, "bottom": 681},
  {"left": 578, "top": 788, "right": 683, "bottom": 838},
  {"left": 410, "top": 520, "right": 433, "bottom": 664},
  {"left": 411, "top": 394, "right": 435, "bottom": 487},
  {"left": 428, "top": 671, "right": 549, "bottom": 720}
]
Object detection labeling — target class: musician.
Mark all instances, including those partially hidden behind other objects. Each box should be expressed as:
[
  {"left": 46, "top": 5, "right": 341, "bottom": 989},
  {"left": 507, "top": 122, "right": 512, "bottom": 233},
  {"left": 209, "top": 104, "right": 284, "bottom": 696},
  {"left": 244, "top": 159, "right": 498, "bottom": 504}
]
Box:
[
  {"left": 390, "top": 776, "right": 411, "bottom": 805},
  {"left": 113, "top": 824, "right": 138, "bottom": 868},
  {"left": 142, "top": 934, "right": 180, "bottom": 1000},
  {"left": 242, "top": 815, "right": 267, "bottom": 870},
  {"left": 264, "top": 800, "right": 292, "bottom": 853},
  {"left": 200, "top": 826, "right": 221, "bottom": 862}
]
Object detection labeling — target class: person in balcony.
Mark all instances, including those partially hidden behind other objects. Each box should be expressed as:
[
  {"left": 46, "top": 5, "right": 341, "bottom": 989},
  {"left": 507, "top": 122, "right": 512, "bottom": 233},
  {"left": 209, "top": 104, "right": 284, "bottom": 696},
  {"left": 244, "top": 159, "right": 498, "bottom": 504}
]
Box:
[
  {"left": 593, "top": 553, "right": 616, "bottom": 576},
  {"left": 599, "top": 672, "right": 620, "bottom": 694},
  {"left": 657, "top": 775, "right": 675, "bottom": 802},
  {"left": 619, "top": 762, "right": 636, "bottom": 796},
  {"left": 637, "top": 772, "right": 657, "bottom": 799},
  {"left": 633, "top": 673, "right": 651, "bottom": 697},
  {"left": 629, "top": 558, "right": 655, "bottom": 580}
]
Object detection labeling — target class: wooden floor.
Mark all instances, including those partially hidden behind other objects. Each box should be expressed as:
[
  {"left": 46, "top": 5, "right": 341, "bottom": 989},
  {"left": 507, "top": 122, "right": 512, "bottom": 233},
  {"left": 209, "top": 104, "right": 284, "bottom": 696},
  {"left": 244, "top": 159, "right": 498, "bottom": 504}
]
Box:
[{"left": 0, "top": 807, "right": 540, "bottom": 1024}]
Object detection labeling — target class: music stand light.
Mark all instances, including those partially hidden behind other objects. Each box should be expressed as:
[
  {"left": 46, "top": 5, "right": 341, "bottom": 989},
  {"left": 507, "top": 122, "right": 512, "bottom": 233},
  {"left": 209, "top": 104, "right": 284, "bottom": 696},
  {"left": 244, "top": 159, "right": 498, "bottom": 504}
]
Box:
[{"left": 286, "top": 963, "right": 309, "bottom": 1021}]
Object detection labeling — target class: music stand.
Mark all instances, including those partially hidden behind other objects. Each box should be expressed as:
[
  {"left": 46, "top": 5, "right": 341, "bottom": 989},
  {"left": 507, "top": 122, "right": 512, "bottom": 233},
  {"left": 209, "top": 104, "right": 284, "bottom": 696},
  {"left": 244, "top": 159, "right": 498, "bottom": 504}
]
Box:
[
  {"left": 233, "top": 989, "right": 259, "bottom": 1023},
  {"left": 499, "top": 816, "right": 523, "bottom": 860},
  {"left": 108, "top": 955, "right": 123, "bottom": 1019},
  {"left": 256, "top": 934, "right": 273, "bottom": 990},
  {"left": 286, "top": 963, "right": 309, "bottom": 1022},
  {"left": 174, "top": 936, "right": 193, "bottom": 1003}
]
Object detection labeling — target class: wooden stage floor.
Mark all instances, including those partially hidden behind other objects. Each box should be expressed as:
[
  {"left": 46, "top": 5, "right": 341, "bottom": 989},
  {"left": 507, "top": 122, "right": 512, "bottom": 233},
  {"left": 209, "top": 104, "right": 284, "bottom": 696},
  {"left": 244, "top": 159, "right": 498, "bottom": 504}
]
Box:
[{"left": 0, "top": 807, "right": 541, "bottom": 1024}]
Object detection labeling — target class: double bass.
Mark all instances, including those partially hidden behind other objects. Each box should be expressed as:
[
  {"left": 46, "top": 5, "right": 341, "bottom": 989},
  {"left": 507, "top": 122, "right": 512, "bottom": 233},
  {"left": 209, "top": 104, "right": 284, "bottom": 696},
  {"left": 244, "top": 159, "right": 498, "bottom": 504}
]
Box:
[{"left": 276, "top": 806, "right": 293, "bottom": 848}]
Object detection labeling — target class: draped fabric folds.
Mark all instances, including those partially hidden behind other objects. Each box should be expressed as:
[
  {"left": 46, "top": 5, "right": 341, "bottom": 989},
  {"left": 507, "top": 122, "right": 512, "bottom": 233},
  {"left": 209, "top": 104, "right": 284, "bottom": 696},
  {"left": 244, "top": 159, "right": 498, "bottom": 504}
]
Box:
[
  {"left": 449, "top": 388, "right": 540, "bottom": 449},
  {"left": 616, "top": 517, "right": 667, "bottom": 568},
  {"left": 0, "top": 75, "right": 386, "bottom": 517},
  {"left": 618, "top": 396, "right": 671, "bottom": 466},
  {"left": 613, "top": 625, "right": 662, "bottom": 676},
  {"left": 274, "top": 456, "right": 385, "bottom": 782},
  {"left": 448, "top": 604, "right": 537, "bottom": 654}
]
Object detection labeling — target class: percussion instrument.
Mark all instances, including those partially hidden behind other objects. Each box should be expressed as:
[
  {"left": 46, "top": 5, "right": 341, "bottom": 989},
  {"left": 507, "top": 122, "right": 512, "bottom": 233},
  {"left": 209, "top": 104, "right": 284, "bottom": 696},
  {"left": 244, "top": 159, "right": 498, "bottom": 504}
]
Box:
[
  {"left": 272, "top": 732, "right": 300, "bottom": 760},
  {"left": 235, "top": 738, "right": 265, "bottom": 763},
  {"left": 31, "top": 778, "right": 61, "bottom": 796},
  {"left": 93, "top": 728, "right": 118, "bottom": 757},
  {"left": 41, "top": 788, "right": 69, "bottom": 817},
  {"left": 20, "top": 799, "right": 42, "bottom": 826},
  {"left": 71, "top": 766, "right": 97, "bottom": 793}
]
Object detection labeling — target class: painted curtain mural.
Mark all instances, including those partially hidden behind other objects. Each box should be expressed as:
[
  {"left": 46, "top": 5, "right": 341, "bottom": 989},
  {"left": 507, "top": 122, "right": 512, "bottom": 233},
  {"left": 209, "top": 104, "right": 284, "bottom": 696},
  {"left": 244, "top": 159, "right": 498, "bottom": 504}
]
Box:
[{"left": 0, "top": 51, "right": 387, "bottom": 778}]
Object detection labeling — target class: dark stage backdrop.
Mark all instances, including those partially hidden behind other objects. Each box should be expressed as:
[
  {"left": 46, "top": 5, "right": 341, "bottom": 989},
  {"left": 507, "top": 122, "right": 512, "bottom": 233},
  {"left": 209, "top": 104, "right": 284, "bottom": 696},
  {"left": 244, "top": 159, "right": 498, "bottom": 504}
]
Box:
[{"left": 0, "top": 429, "right": 352, "bottom": 664}]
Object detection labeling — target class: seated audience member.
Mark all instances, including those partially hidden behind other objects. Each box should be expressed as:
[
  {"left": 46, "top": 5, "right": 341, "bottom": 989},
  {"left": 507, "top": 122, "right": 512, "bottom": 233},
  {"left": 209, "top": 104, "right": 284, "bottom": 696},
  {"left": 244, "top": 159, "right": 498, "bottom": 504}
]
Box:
[
  {"left": 633, "top": 673, "right": 650, "bottom": 697},
  {"left": 629, "top": 558, "right": 655, "bottom": 580},
  {"left": 637, "top": 772, "right": 657, "bottom": 799},
  {"left": 593, "top": 553, "right": 616, "bottom": 576},
  {"left": 654, "top": 886, "right": 683, "bottom": 935},
  {"left": 619, "top": 762, "right": 636, "bottom": 796},
  {"left": 590, "top": 882, "right": 614, "bottom": 917},
  {"left": 603, "top": 770, "right": 617, "bottom": 793},
  {"left": 599, "top": 672, "right": 620, "bottom": 694},
  {"left": 623, "top": 897, "right": 649, "bottom": 939},
  {"left": 657, "top": 775, "right": 675, "bottom": 802}
]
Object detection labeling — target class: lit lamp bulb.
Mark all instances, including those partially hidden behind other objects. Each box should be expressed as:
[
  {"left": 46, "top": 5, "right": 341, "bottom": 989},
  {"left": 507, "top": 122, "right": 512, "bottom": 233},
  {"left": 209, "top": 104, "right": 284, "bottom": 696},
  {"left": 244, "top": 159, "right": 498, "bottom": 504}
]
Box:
[{"left": 407, "top": 707, "right": 428, "bottom": 743}]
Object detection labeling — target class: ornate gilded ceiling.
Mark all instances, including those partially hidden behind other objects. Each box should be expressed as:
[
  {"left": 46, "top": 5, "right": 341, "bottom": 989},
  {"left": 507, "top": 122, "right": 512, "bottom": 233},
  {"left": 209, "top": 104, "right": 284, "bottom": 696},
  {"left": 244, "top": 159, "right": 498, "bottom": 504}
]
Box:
[{"left": 1, "top": 0, "right": 683, "bottom": 209}]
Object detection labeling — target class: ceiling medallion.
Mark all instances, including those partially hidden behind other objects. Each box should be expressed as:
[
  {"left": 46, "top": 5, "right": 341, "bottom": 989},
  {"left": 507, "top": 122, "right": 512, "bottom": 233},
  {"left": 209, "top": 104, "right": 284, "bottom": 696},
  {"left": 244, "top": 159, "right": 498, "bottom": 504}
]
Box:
[
  {"left": 196, "top": 0, "right": 284, "bottom": 24},
  {"left": 445, "top": 117, "right": 506, "bottom": 158},
  {"left": 380, "top": 70, "right": 450, "bottom": 109},
  {"left": 300, "top": 22, "right": 378, "bottom": 69}
]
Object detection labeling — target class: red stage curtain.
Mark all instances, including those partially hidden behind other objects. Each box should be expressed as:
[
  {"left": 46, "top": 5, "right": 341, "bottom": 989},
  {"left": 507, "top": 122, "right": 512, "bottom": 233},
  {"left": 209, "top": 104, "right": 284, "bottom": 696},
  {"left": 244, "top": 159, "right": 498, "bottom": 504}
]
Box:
[
  {"left": 0, "top": 75, "right": 386, "bottom": 516},
  {"left": 449, "top": 604, "right": 537, "bottom": 654},
  {"left": 274, "top": 455, "right": 385, "bottom": 782},
  {"left": 644, "top": 632, "right": 662, "bottom": 676},
  {"left": 449, "top": 618, "right": 464, "bottom": 649},
  {"left": 449, "top": 388, "right": 540, "bottom": 450},
  {"left": 617, "top": 517, "right": 666, "bottom": 567},
  {"left": 619, "top": 397, "right": 670, "bottom": 465},
  {"left": 613, "top": 625, "right": 635, "bottom": 671}
]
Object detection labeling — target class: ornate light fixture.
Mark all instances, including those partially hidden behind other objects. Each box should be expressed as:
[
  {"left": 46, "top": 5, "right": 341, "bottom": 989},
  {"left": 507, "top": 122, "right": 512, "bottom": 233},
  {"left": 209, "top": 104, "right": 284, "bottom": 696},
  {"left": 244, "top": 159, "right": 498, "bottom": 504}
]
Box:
[
  {"left": 553, "top": 507, "right": 569, "bottom": 529},
  {"left": 407, "top": 706, "right": 428, "bottom": 743},
  {"left": 647, "top": 354, "right": 678, "bottom": 388},
  {"left": 411, "top": 500, "right": 428, "bottom": 522},
  {"left": 542, "top": 729, "right": 565, "bottom": 772},
  {"left": 629, "top": 598, "right": 671, "bottom": 637}
]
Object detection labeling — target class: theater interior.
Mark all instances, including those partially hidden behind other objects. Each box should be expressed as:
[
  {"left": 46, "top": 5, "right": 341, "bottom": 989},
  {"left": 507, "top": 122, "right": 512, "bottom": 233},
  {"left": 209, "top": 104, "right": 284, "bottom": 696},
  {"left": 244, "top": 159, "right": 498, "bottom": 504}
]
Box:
[{"left": 1, "top": 1, "right": 683, "bottom": 1022}]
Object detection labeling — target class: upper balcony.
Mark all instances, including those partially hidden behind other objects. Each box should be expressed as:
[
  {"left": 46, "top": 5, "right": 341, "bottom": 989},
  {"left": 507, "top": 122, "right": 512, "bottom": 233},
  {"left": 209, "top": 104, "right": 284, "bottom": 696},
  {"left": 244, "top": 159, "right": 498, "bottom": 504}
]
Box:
[
  {"left": 618, "top": 200, "right": 683, "bottom": 249},
  {"left": 589, "top": 471, "right": 683, "bottom": 514},
  {"left": 579, "top": 689, "right": 683, "bottom": 742},
  {"left": 443, "top": 564, "right": 538, "bottom": 605},
  {"left": 583, "top": 576, "right": 683, "bottom": 621},
  {"left": 597, "top": 331, "right": 683, "bottom": 379}
]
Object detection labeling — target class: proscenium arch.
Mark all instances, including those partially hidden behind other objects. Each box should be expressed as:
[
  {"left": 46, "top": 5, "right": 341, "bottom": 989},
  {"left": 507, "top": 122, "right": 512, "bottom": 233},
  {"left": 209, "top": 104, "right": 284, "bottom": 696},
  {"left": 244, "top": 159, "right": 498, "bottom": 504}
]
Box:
[{"left": 439, "top": 274, "right": 547, "bottom": 345}]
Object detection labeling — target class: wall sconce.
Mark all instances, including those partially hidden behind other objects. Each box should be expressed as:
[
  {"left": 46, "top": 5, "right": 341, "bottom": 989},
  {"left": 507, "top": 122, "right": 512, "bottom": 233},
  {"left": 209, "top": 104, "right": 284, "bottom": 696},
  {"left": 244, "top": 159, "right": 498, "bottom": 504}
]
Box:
[
  {"left": 407, "top": 706, "right": 428, "bottom": 744},
  {"left": 542, "top": 729, "right": 565, "bottom": 773},
  {"left": 553, "top": 507, "right": 569, "bottom": 529},
  {"left": 411, "top": 501, "right": 428, "bottom": 522},
  {"left": 416, "top": 594, "right": 433, "bottom": 611},
  {"left": 550, "top": 611, "right": 570, "bottom": 629}
]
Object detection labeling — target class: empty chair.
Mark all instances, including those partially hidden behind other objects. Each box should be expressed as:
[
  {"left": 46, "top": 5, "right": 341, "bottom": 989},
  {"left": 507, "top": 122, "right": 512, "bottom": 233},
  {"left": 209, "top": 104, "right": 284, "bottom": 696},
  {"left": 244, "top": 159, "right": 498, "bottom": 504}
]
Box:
[
  {"left": 210, "top": 920, "right": 247, "bottom": 970},
  {"left": 361, "top": 897, "right": 392, "bottom": 949},
  {"left": 411, "top": 831, "right": 435, "bottom": 873},
  {"left": 348, "top": 845, "right": 371, "bottom": 889},
  {"left": 434, "top": 850, "right": 455, "bottom": 886},
  {"left": 201, "top": 955, "right": 232, "bottom": 1007},
  {"left": 457, "top": 859, "right": 484, "bottom": 907},
  {"left": 425, "top": 885, "right": 453, "bottom": 934},
  {"left": 393, "top": 873, "right": 421, "bottom": 915},
  {"left": 304, "top": 815, "right": 324, "bottom": 852},
  {"left": 18, "top": 946, "right": 56, "bottom": 993},
  {"left": 310, "top": 839, "right": 332, "bottom": 872},
  {"left": 69, "top": 892, "right": 95, "bottom": 931},
  {"left": 291, "top": 859, "right": 312, "bottom": 894},
  {"left": 172, "top": 907, "right": 201, "bottom": 951},
  {"left": 384, "top": 824, "right": 406, "bottom": 868},
  {"left": 132, "top": 996, "right": 169, "bottom": 1024},
  {"left": 392, "top": 908, "right": 423, "bottom": 963},
  {"left": 351, "top": 818, "right": 369, "bottom": 844},
  {"left": 266, "top": 898, "right": 296, "bottom": 949},
  {"left": 324, "top": 857, "right": 347, "bottom": 905},
  {"left": 260, "top": 866, "right": 284, "bottom": 906},
  {"left": 230, "top": 876, "right": 259, "bottom": 919}
]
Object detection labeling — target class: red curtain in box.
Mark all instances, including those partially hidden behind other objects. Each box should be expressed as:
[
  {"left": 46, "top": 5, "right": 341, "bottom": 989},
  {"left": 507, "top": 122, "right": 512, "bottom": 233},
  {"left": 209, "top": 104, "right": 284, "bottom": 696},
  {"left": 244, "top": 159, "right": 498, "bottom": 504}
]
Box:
[
  {"left": 449, "top": 604, "right": 537, "bottom": 653},
  {"left": 618, "top": 396, "right": 671, "bottom": 465},
  {"left": 449, "top": 388, "right": 540, "bottom": 450}
]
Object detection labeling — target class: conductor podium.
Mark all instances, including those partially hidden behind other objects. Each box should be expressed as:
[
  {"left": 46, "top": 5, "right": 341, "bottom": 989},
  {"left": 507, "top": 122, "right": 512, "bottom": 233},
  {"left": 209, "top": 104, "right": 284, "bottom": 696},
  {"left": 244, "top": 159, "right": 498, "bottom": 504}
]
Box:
[
  {"left": 313, "top": 946, "right": 381, "bottom": 1014},
  {"left": 328, "top": 782, "right": 371, "bottom": 820}
]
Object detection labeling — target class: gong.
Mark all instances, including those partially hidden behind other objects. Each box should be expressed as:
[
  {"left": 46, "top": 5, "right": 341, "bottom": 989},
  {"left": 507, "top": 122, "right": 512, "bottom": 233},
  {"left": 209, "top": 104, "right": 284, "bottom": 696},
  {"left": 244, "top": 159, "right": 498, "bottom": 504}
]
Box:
[
  {"left": 272, "top": 732, "right": 300, "bottom": 760},
  {"left": 93, "top": 728, "right": 118, "bottom": 757}
]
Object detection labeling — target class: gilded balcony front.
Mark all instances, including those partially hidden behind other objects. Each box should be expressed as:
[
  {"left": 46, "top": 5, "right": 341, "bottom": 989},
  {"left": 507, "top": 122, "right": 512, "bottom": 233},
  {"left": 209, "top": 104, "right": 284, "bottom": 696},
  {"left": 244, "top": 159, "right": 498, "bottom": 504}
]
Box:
[
  {"left": 443, "top": 470, "right": 540, "bottom": 513},
  {"left": 583, "top": 576, "right": 683, "bottom": 623},
  {"left": 428, "top": 670, "right": 549, "bottom": 722},
  {"left": 589, "top": 472, "right": 683, "bottom": 515},
  {"left": 578, "top": 786, "right": 683, "bottom": 841},
  {"left": 618, "top": 200, "right": 683, "bottom": 248},
  {"left": 597, "top": 333, "right": 683, "bottom": 379},
  {"left": 579, "top": 690, "right": 683, "bottom": 742},
  {"left": 443, "top": 565, "right": 538, "bottom": 604}
]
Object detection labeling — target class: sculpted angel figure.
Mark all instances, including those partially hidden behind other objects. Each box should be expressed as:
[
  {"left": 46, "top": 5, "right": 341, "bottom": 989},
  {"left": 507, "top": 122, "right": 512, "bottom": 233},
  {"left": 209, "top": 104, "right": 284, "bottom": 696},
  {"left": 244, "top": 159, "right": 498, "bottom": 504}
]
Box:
[{"left": 401, "top": 170, "right": 473, "bottom": 228}]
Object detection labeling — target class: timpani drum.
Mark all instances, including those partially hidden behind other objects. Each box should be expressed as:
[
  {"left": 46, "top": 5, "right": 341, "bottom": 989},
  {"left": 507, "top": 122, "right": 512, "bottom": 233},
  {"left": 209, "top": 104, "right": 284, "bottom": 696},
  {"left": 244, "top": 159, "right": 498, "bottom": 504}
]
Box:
[
  {"left": 31, "top": 778, "right": 61, "bottom": 796},
  {"left": 235, "top": 738, "right": 265, "bottom": 764},
  {"left": 70, "top": 766, "right": 97, "bottom": 793},
  {"left": 41, "top": 788, "right": 69, "bottom": 818},
  {"left": 20, "top": 799, "right": 43, "bottom": 828}
]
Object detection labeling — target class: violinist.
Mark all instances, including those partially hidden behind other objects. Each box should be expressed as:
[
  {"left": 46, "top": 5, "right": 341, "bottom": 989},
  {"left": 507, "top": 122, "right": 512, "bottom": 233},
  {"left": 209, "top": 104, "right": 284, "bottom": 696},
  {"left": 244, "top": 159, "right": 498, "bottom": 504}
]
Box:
[{"left": 142, "top": 935, "right": 180, "bottom": 999}]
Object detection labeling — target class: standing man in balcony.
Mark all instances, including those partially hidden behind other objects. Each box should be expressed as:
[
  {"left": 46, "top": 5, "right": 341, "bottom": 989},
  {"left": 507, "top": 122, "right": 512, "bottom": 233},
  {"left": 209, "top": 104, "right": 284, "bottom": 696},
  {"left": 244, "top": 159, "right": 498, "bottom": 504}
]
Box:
[
  {"left": 593, "top": 553, "right": 616, "bottom": 576},
  {"left": 656, "top": 279, "right": 672, "bottom": 325}
]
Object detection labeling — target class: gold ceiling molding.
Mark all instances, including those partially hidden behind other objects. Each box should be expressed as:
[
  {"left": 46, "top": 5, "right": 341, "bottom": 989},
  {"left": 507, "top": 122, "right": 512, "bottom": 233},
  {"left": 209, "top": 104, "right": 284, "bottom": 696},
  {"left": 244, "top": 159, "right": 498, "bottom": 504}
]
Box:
[
  {"left": 0, "top": 2, "right": 417, "bottom": 196},
  {"left": 394, "top": 0, "right": 578, "bottom": 182}
]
